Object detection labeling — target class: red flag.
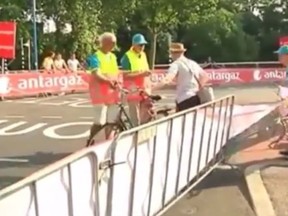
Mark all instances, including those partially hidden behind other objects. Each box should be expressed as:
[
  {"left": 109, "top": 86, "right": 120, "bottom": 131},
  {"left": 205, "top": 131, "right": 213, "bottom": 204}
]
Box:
[{"left": 0, "top": 22, "right": 17, "bottom": 59}]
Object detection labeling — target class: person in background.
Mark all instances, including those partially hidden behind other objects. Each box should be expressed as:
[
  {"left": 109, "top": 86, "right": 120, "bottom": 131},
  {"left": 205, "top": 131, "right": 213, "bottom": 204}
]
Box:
[
  {"left": 67, "top": 53, "right": 81, "bottom": 73},
  {"left": 54, "top": 53, "right": 68, "bottom": 71},
  {"left": 120, "top": 33, "right": 152, "bottom": 126},
  {"left": 42, "top": 51, "right": 55, "bottom": 71},
  {"left": 153, "top": 42, "right": 209, "bottom": 111},
  {"left": 275, "top": 45, "right": 288, "bottom": 157},
  {"left": 86, "top": 32, "right": 120, "bottom": 144}
]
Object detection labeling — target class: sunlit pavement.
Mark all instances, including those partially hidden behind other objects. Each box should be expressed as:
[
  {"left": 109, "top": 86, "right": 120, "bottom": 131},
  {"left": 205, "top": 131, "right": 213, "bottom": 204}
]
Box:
[{"left": 0, "top": 85, "right": 280, "bottom": 200}]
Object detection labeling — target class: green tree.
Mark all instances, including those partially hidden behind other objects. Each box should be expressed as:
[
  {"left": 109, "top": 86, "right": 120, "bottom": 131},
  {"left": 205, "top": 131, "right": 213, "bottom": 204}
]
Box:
[{"left": 127, "top": 0, "right": 218, "bottom": 68}]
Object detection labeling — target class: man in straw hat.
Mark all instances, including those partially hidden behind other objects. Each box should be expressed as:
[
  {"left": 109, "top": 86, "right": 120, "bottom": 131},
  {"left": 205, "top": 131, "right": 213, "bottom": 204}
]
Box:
[{"left": 153, "top": 42, "right": 209, "bottom": 111}]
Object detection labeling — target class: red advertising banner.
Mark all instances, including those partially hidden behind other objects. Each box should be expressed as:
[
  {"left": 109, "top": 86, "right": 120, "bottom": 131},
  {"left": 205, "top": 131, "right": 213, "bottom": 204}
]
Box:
[
  {"left": 0, "top": 21, "right": 17, "bottom": 59},
  {"left": 0, "top": 73, "right": 88, "bottom": 97},
  {"left": 279, "top": 36, "right": 288, "bottom": 46},
  {"left": 152, "top": 68, "right": 286, "bottom": 84},
  {"left": 0, "top": 68, "right": 286, "bottom": 99}
]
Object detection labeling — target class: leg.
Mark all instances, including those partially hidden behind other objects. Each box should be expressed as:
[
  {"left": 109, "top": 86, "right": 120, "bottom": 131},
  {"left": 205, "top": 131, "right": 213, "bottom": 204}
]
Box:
[
  {"left": 128, "top": 101, "right": 140, "bottom": 127},
  {"left": 140, "top": 98, "right": 154, "bottom": 124},
  {"left": 87, "top": 104, "right": 107, "bottom": 145},
  {"left": 105, "top": 104, "right": 120, "bottom": 139}
]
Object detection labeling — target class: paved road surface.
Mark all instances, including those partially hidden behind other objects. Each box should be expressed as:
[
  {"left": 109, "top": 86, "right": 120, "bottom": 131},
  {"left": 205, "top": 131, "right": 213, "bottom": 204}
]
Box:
[
  {"left": 0, "top": 85, "right": 280, "bottom": 195},
  {"left": 162, "top": 167, "right": 255, "bottom": 216}
]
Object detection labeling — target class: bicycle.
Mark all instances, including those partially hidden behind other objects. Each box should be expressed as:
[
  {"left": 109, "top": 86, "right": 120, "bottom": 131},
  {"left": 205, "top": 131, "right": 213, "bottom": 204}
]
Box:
[
  {"left": 268, "top": 85, "right": 288, "bottom": 148},
  {"left": 86, "top": 86, "right": 174, "bottom": 147}
]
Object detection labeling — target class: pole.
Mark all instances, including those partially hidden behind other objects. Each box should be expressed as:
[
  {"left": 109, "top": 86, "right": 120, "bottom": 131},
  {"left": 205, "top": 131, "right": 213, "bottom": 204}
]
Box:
[
  {"left": 28, "top": 40, "right": 31, "bottom": 70},
  {"left": 1, "top": 59, "right": 4, "bottom": 74},
  {"left": 4, "top": 59, "right": 7, "bottom": 73},
  {"left": 20, "top": 38, "right": 25, "bottom": 69},
  {"left": 32, "top": 0, "right": 38, "bottom": 70}
]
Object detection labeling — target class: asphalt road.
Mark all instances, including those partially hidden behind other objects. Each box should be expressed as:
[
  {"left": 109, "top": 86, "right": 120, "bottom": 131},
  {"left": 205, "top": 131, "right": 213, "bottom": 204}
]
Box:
[
  {"left": 0, "top": 85, "right": 280, "bottom": 191},
  {"left": 162, "top": 166, "right": 256, "bottom": 216}
]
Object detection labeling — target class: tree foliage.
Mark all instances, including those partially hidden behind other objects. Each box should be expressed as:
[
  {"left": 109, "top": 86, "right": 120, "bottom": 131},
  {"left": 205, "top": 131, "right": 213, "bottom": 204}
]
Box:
[{"left": 0, "top": 0, "right": 288, "bottom": 69}]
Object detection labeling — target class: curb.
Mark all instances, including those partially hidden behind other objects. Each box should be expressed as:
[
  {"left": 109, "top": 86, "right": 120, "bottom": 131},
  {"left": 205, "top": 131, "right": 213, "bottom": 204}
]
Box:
[{"left": 244, "top": 160, "right": 288, "bottom": 216}]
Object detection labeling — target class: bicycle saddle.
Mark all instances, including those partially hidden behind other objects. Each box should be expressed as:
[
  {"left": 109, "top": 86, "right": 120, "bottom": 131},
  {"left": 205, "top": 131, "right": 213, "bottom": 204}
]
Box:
[{"left": 149, "top": 95, "right": 162, "bottom": 101}]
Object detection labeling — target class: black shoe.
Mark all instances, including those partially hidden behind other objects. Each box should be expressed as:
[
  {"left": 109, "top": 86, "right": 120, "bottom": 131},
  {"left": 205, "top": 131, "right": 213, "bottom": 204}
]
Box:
[{"left": 279, "top": 150, "right": 288, "bottom": 157}]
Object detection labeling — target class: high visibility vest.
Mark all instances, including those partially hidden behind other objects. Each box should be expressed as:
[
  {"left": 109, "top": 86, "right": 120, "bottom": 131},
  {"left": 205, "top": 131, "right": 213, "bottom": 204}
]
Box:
[
  {"left": 124, "top": 49, "right": 150, "bottom": 101},
  {"left": 88, "top": 50, "right": 120, "bottom": 104},
  {"left": 126, "top": 50, "right": 149, "bottom": 72}
]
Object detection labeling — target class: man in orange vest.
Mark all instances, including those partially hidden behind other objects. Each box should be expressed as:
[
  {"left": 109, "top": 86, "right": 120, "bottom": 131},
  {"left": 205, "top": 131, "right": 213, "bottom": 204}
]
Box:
[
  {"left": 86, "top": 32, "right": 120, "bottom": 142},
  {"left": 121, "top": 33, "right": 151, "bottom": 126}
]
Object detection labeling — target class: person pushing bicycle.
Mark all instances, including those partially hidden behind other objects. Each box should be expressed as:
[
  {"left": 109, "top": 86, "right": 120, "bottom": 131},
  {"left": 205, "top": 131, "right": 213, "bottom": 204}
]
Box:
[
  {"left": 120, "top": 33, "right": 152, "bottom": 126},
  {"left": 86, "top": 32, "right": 120, "bottom": 144}
]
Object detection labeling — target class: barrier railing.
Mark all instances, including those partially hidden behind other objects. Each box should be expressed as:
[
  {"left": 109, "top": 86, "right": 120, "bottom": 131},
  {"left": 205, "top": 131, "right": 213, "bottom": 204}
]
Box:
[
  {"left": 104, "top": 95, "right": 234, "bottom": 216},
  {"left": 0, "top": 67, "right": 286, "bottom": 99},
  {"left": 0, "top": 95, "right": 234, "bottom": 216},
  {"left": 0, "top": 147, "right": 103, "bottom": 216}
]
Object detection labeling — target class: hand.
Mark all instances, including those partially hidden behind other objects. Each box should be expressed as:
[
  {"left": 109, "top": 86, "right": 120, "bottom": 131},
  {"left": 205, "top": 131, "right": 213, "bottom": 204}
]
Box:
[
  {"left": 143, "top": 71, "right": 152, "bottom": 76},
  {"left": 109, "top": 80, "right": 119, "bottom": 89}
]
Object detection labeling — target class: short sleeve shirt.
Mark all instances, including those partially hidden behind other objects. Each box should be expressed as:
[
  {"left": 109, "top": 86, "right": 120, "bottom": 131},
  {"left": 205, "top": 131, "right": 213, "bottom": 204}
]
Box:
[
  {"left": 86, "top": 54, "right": 100, "bottom": 73},
  {"left": 168, "top": 56, "right": 204, "bottom": 103},
  {"left": 120, "top": 54, "right": 131, "bottom": 71}
]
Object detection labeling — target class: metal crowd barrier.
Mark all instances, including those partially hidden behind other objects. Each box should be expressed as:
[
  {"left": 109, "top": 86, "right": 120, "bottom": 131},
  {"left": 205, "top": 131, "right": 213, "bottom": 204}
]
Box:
[
  {"left": 0, "top": 95, "right": 234, "bottom": 216},
  {"left": 0, "top": 148, "right": 103, "bottom": 216},
  {"left": 104, "top": 95, "right": 234, "bottom": 216}
]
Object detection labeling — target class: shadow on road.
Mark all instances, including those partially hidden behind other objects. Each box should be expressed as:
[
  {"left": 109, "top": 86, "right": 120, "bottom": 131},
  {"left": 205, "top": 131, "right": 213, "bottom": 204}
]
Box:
[
  {"left": 0, "top": 152, "right": 71, "bottom": 190},
  {"left": 0, "top": 176, "right": 23, "bottom": 190},
  {"left": 163, "top": 167, "right": 256, "bottom": 216},
  {"left": 0, "top": 151, "right": 71, "bottom": 169}
]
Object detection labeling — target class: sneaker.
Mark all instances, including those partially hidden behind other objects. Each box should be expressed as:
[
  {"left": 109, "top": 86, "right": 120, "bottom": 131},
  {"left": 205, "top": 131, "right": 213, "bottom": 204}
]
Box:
[{"left": 279, "top": 150, "right": 288, "bottom": 157}]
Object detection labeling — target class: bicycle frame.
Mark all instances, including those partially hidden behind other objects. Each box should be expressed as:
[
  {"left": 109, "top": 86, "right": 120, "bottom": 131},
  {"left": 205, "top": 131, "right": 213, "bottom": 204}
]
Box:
[{"left": 116, "top": 102, "right": 134, "bottom": 130}]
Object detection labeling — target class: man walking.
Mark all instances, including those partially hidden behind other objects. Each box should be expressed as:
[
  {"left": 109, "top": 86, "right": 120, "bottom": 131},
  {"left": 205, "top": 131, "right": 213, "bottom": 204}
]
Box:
[
  {"left": 153, "top": 42, "right": 209, "bottom": 111},
  {"left": 86, "top": 32, "right": 120, "bottom": 144}
]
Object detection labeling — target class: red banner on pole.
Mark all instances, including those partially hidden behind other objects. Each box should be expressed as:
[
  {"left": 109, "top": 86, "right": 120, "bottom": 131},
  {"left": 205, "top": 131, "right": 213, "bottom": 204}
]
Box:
[
  {"left": 279, "top": 36, "right": 288, "bottom": 46},
  {"left": 0, "top": 21, "right": 17, "bottom": 59}
]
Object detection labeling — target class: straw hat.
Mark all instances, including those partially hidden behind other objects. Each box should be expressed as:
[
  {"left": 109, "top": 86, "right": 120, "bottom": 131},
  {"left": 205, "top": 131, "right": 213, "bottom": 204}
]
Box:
[{"left": 169, "top": 43, "right": 187, "bottom": 52}]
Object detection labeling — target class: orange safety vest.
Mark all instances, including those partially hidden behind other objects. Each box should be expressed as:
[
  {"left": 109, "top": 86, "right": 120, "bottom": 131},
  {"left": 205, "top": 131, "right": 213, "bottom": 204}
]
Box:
[
  {"left": 88, "top": 50, "right": 120, "bottom": 104},
  {"left": 123, "top": 49, "right": 150, "bottom": 101}
]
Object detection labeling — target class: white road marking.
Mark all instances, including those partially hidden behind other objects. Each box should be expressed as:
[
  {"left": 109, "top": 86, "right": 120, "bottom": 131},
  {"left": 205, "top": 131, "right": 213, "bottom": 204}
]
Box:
[
  {"left": 41, "top": 116, "right": 63, "bottom": 119},
  {"left": 79, "top": 117, "right": 94, "bottom": 119},
  {"left": 4, "top": 115, "right": 25, "bottom": 118},
  {"left": 0, "top": 158, "right": 29, "bottom": 163}
]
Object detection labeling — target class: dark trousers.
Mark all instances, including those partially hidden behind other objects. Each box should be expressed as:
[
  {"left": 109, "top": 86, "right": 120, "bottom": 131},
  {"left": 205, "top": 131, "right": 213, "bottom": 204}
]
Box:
[{"left": 176, "top": 95, "right": 201, "bottom": 112}]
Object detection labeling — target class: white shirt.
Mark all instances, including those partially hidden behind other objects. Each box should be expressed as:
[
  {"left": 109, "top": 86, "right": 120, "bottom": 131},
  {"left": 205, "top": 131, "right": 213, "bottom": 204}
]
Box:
[
  {"left": 167, "top": 56, "right": 204, "bottom": 103},
  {"left": 54, "top": 59, "right": 66, "bottom": 69},
  {"left": 67, "top": 58, "right": 80, "bottom": 72}
]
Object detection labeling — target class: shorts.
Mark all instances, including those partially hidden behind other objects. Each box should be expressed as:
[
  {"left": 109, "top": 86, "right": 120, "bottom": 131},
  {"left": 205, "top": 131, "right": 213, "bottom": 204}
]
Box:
[
  {"left": 93, "top": 104, "right": 119, "bottom": 125},
  {"left": 176, "top": 95, "right": 201, "bottom": 112}
]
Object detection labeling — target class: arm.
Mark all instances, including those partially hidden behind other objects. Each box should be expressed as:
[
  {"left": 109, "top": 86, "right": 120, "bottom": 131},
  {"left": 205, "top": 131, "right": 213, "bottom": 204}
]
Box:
[
  {"left": 77, "top": 60, "right": 84, "bottom": 70},
  {"left": 63, "top": 60, "right": 69, "bottom": 70},
  {"left": 152, "top": 62, "right": 178, "bottom": 90}
]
